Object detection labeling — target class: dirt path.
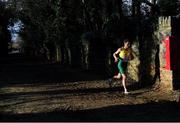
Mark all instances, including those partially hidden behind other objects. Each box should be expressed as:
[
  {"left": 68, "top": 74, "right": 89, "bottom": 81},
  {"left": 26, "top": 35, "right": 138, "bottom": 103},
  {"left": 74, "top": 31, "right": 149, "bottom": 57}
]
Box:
[
  {"left": 0, "top": 54, "right": 180, "bottom": 121},
  {"left": 0, "top": 79, "right": 180, "bottom": 121}
]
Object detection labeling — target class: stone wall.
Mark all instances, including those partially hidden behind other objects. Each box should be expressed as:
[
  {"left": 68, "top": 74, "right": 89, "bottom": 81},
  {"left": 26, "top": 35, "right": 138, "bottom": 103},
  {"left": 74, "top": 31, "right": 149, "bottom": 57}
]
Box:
[
  {"left": 127, "top": 41, "right": 140, "bottom": 82},
  {"left": 158, "top": 16, "right": 174, "bottom": 90}
]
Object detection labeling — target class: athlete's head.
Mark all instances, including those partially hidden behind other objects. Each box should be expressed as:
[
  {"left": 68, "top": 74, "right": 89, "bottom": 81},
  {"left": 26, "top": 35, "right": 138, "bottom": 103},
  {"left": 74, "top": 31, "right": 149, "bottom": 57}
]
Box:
[{"left": 123, "top": 39, "right": 131, "bottom": 49}]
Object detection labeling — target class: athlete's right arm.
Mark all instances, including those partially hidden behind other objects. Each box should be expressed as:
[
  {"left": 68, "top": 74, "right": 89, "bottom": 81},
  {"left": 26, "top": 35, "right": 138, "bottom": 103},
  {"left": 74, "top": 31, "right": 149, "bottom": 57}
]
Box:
[{"left": 113, "top": 48, "right": 121, "bottom": 62}]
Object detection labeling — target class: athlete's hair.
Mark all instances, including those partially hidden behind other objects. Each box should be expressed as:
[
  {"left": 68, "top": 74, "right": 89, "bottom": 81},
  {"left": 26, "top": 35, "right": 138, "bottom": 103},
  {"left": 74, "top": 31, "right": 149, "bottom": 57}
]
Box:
[
  {"left": 123, "top": 39, "right": 129, "bottom": 43},
  {"left": 123, "top": 39, "right": 131, "bottom": 47}
]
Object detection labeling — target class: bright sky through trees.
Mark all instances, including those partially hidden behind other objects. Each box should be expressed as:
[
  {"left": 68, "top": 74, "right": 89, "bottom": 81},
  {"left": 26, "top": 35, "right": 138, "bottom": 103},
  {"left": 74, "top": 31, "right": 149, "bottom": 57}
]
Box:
[{"left": 8, "top": 20, "right": 23, "bottom": 42}]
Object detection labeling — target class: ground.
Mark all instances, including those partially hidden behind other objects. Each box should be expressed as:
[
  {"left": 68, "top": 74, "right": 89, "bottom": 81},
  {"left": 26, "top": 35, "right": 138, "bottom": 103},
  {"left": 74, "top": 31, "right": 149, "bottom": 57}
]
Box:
[{"left": 0, "top": 54, "right": 180, "bottom": 121}]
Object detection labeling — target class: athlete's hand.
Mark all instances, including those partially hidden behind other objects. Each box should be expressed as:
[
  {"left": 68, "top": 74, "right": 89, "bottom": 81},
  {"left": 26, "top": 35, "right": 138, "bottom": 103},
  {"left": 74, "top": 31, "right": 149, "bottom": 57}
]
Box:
[{"left": 114, "top": 57, "right": 118, "bottom": 63}]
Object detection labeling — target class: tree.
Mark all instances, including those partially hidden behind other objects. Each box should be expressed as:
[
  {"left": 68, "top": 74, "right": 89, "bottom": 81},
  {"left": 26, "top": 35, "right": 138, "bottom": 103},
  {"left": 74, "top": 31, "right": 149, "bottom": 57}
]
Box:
[
  {"left": 157, "top": 0, "right": 178, "bottom": 16},
  {"left": 6, "top": 0, "right": 178, "bottom": 86},
  {"left": 0, "top": 1, "right": 14, "bottom": 57}
]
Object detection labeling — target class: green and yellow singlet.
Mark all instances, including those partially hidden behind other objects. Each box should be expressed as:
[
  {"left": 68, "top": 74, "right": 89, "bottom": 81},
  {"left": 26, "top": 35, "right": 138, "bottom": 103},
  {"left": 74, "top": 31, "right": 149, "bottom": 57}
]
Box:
[{"left": 119, "top": 48, "right": 131, "bottom": 62}]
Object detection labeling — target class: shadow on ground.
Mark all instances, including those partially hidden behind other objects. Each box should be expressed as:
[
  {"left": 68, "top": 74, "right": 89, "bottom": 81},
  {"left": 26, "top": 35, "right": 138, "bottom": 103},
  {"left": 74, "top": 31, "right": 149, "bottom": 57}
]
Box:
[
  {"left": 1, "top": 101, "right": 180, "bottom": 122},
  {"left": 0, "top": 61, "right": 109, "bottom": 87},
  {"left": 0, "top": 53, "right": 140, "bottom": 90}
]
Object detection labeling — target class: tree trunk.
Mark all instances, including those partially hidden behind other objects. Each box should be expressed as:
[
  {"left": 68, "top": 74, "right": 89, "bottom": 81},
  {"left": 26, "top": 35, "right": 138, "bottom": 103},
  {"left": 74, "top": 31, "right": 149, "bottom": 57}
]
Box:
[
  {"left": 132, "top": 0, "right": 136, "bottom": 16},
  {"left": 55, "top": 45, "right": 61, "bottom": 63},
  {"left": 82, "top": 0, "right": 94, "bottom": 31},
  {"left": 132, "top": 0, "right": 141, "bottom": 16},
  {"left": 116, "top": 0, "right": 123, "bottom": 17},
  {"left": 67, "top": 47, "right": 72, "bottom": 65},
  {"left": 60, "top": 46, "right": 65, "bottom": 64},
  {"left": 81, "top": 41, "right": 90, "bottom": 70},
  {"left": 0, "top": 26, "right": 10, "bottom": 57},
  {"left": 150, "top": 0, "right": 157, "bottom": 16}
]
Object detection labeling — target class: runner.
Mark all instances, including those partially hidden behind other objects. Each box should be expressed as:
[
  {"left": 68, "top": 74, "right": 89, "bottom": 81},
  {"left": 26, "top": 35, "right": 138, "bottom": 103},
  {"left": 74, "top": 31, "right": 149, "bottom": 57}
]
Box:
[{"left": 108, "top": 39, "right": 134, "bottom": 94}]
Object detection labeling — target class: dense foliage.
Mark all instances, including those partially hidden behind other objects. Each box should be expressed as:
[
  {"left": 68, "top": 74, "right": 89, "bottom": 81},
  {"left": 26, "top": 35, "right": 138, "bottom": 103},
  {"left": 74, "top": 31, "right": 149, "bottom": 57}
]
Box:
[{"left": 0, "top": 0, "right": 179, "bottom": 85}]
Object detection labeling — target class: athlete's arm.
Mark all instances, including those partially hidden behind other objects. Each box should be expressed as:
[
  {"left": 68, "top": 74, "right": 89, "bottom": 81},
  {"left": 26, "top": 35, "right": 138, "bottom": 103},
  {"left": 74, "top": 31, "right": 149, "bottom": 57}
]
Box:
[{"left": 113, "top": 48, "right": 121, "bottom": 62}]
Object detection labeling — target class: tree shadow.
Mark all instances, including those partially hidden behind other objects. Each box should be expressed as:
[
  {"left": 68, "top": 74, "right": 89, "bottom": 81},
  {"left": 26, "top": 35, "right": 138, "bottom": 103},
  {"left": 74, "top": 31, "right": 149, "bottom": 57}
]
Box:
[
  {"left": 1, "top": 101, "right": 180, "bottom": 122},
  {"left": 0, "top": 81, "right": 155, "bottom": 112},
  {"left": 153, "top": 44, "right": 160, "bottom": 84},
  {"left": 0, "top": 61, "right": 109, "bottom": 87}
]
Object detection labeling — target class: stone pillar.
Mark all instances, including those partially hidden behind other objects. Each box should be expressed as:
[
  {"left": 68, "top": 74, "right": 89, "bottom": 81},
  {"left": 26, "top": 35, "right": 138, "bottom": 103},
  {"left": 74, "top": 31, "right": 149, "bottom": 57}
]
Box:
[
  {"left": 160, "top": 68, "right": 173, "bottom": 90},
  {"left": 158, "top": 16, "right": 173, "bottom": 90}
]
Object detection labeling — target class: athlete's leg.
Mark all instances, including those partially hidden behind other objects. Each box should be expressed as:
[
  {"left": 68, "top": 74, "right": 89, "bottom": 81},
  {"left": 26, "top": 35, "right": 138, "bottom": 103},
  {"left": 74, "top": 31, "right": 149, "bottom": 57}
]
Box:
[
  {"left": 108, "top": 60, "right": 122, "bottom": 87},
  {"left": 120, "top": 62, "right": 129, "bottom": 94},
  {"left": 122, "top": 74, "right": 129, "bottom": 94},
  {"left": 116, "top": 59, "right": 124, "bottom": 79},
  {"left": 113, "top": 73, "right": 121, "bottom": 79}
]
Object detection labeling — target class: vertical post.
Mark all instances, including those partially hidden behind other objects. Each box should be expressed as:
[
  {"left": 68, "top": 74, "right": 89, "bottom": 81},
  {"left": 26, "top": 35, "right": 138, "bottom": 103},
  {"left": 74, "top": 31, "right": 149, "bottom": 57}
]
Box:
[{"left": 159, "top": 16, "right": 173, "bottom": 90}]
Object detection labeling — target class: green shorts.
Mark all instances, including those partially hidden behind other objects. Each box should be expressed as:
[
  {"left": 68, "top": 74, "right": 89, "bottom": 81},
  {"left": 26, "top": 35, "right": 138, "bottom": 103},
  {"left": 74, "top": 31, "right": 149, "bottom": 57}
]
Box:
[{"left": 117, "top": 58, "right": 128, "bottom": 74}]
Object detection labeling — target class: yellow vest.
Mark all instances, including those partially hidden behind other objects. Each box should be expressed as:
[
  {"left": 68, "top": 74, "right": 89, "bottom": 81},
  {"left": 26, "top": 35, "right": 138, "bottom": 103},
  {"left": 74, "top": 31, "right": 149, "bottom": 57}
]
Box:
[{"left": 119, "top": 48, "right": 131, "bottom": 60}]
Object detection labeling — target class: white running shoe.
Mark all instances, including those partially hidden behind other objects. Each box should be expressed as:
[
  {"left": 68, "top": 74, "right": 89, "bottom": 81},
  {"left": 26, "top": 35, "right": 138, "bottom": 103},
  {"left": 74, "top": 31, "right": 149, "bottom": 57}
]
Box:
[{"left": 124, "top": 91, "right": 130, "bottom": 94}]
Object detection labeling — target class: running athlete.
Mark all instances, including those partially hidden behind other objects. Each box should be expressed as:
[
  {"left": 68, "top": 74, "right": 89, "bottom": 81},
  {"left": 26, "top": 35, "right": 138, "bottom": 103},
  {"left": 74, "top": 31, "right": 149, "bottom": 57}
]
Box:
[{"left": 109, "top": 39, "right": 134, "bottom": 94}]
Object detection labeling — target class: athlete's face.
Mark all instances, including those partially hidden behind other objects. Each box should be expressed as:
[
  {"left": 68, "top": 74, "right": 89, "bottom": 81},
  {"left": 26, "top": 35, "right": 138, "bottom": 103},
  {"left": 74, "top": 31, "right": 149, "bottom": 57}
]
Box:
[{"left": 124, "top": 42, "right": 130, "bottom": 49}]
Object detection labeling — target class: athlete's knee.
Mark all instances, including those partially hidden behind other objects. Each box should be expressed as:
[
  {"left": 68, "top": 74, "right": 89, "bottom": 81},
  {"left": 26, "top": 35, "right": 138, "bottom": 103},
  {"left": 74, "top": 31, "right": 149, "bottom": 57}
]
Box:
[
  {"left": 122, "top": 74, "right": 126, "bottom": 79},
  {"left": 114, "top": 74, "right": 121, "bottom": 79}
]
